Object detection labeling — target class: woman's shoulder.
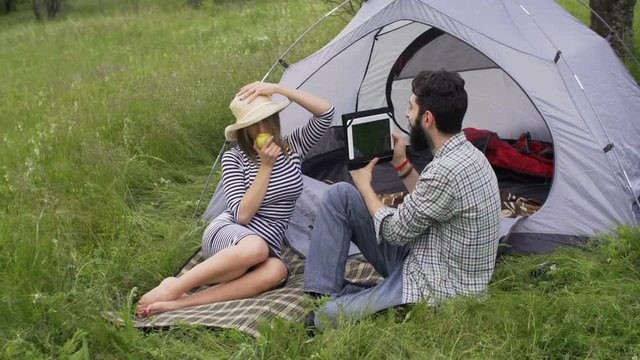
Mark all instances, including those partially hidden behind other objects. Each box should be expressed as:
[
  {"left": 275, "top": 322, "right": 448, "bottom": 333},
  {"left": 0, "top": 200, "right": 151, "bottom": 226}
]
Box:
[{"left": 223, "top": 146, "right": 248, "bottom": 162}]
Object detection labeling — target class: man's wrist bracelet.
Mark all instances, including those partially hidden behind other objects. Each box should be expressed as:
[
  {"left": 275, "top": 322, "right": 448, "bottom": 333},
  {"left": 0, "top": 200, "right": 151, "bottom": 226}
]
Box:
[
  {"left": 393, "top": 158, "right": 410, "bottom": 171},
  {"left": 398, "top": 165, "right": 413, "bottom": 179}
]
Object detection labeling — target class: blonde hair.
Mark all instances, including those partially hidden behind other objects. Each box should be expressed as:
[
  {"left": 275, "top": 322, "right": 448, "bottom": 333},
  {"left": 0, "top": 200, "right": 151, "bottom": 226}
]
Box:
[{"left": 236, "top": 112, "right": 290, "bottom": 164}]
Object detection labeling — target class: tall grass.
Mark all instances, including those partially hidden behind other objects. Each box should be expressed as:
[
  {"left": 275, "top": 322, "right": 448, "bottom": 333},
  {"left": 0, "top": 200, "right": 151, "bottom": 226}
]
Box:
[
  {"left": 1, "top": 0, "right": 639, "bottom": 358},
  {"left": 1, "top": 1, "right": 346, "bottom": 358}
]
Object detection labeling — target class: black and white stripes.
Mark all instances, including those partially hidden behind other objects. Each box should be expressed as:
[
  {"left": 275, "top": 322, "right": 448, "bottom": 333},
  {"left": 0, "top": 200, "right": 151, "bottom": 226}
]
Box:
[{"left": 202, "top": 107, "right": 334, "bottom": 259}]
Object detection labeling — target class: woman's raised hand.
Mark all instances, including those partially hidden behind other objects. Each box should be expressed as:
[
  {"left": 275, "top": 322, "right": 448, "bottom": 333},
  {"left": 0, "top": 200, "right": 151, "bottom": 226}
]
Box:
[{"left": 237, "top": 82, "right": 281, "bottom": 103}]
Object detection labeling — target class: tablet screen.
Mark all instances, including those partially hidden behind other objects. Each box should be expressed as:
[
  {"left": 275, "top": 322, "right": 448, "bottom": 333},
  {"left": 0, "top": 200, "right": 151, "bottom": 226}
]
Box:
[{"left": 342, "top": 108, "right": 394, "bottom": 168}]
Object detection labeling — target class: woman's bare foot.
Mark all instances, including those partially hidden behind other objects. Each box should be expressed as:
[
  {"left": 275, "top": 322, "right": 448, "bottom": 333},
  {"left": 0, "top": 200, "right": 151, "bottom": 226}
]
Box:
[
  {"left": 135, "top": 293, "right": 188, "bottom": 318},
  {"left": 137, "top": 277, "right": 182, "bottom": 311},
  {"left": 137, "top": 299, "right": 183, "bottom": 318}
]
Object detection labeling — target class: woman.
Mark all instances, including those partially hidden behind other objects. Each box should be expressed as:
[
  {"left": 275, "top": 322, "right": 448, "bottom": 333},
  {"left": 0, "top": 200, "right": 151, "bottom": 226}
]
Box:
[{"left": 136, "top": 82, "right": 334, "bottom": 317}]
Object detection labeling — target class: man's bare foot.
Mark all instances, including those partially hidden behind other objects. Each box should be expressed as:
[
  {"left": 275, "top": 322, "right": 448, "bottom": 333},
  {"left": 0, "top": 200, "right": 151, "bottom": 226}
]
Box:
[{"left": 137, "top": 277, "right": 182, "bottom": 310}]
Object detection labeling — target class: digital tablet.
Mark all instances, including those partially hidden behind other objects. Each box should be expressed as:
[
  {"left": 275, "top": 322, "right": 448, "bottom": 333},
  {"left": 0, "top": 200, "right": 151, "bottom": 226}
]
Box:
[{"left": 342, "top": 107, "right": 395, "bottom": 170}]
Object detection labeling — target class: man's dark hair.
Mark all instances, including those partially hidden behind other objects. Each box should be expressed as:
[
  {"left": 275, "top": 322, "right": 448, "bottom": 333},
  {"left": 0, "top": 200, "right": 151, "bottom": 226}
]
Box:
[{"left": 411, "top": 70, "right": 468, "bottom": 134}]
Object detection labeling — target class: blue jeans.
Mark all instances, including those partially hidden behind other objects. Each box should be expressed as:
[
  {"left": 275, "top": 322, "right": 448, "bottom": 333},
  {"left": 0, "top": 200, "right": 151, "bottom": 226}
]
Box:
[{"left": 303, "top": 182, "right": 410, "bottom": 329}]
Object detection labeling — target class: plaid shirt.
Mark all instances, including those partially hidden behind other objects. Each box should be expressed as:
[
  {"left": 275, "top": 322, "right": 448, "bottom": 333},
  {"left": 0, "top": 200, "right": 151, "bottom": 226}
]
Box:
[{"left": 374, "top": 132, "right": 501, "bottom": 304}]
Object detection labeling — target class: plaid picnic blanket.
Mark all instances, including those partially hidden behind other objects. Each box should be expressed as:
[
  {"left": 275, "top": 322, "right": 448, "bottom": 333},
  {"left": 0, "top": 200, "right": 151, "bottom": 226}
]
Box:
[{"left": 104, "top": 245, "right": 382, "bottom": 337}]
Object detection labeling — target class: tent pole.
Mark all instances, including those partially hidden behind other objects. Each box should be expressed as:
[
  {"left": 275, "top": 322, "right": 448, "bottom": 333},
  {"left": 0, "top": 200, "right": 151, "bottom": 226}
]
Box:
[
  {"left": 621, "top": 169, "right": 640, "bottom": 217},
  {"left": 518, "top": 1, "right": 640, "bottom": 219},
  {"left": 572, "top": 79, "right": 640, "bottom": 219},
  {"left": 261, "top": 0, "right": 354, "bottom": 82},
  {"left": 193, "top": 140, "right": 230, "bottom": 219},
  {"left": 572, "top": 0, "right": 640, "bottom": 68}
]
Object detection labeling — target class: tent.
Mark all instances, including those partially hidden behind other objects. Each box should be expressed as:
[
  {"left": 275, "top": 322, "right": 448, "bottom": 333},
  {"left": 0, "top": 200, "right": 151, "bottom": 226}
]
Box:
[{"left": 205, "top": 0, "right": 640, "bottom": 255}]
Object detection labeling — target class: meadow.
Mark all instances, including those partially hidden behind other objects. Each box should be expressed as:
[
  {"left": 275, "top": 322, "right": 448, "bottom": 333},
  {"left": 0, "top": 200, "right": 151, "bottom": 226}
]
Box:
[{"left": 1, "top": 0, "right": 639, "bottom": 358}]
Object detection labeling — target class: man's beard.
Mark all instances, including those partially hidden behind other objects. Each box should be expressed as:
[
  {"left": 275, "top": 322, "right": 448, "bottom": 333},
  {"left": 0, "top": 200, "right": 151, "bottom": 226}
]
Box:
[{"left": 410, "top": 117, "right": 432, "bottom": 152}]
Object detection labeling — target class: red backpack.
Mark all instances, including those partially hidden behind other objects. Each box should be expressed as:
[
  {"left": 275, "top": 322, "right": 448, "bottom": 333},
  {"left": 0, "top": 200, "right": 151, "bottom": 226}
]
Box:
[{"left": 463, "top": 128, "right": 554, "bottom": 179}]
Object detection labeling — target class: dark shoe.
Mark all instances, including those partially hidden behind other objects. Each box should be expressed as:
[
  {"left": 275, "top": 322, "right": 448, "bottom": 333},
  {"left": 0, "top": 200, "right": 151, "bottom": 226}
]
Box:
[
  {"left": 304, "top": 291, "right": 325, "bottom": 300},
  {"left": 304, "top": 311, "right": 317, "bottom": 337}
]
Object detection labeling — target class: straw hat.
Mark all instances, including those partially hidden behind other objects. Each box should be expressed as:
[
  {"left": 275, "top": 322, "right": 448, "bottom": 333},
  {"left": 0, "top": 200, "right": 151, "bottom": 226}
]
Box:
[{"left": 224, "top": 95, "right": 291, "bottom": 141}]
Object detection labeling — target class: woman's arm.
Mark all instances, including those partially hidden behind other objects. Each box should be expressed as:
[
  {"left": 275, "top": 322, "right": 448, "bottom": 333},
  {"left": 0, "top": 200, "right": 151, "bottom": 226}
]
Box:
[
  {"left": 238, "top": 82, "right": 334, "bottom": 157},
  {"left": 237, "top": 82, "right": 332, "bottom": 116},
  {"left": 235, "top": 140, "right": 281, "bottom": 225},
  {"left": 232, "top": 81, "right": 331, "bottom": 222}
]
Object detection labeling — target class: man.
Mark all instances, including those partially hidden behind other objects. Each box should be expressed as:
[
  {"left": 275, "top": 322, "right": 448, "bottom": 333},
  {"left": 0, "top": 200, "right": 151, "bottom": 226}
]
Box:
[{"left": 303, "top": 70, "right": 501, "bottom": 330}]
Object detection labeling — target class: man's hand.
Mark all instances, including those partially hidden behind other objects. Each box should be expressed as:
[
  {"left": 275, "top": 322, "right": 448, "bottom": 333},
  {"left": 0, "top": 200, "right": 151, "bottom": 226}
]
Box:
[
  {"left": 391, "top": 133, "right": 407, "bottom": 168},
  {"left": 349, "top": 157, "right": 378, "bottom": 191},
  {"left": 349, "top": 158, "right": 385, "bottom": 217}
]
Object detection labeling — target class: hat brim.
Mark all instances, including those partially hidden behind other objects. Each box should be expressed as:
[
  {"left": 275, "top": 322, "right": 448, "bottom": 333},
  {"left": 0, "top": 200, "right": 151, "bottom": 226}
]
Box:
[{"left": 224, "top": 100, "right": 290, "bottom": 141}]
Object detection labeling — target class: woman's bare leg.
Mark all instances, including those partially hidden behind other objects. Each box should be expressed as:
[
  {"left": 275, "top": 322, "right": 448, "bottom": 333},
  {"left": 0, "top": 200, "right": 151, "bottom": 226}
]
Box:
[
  {"left": 137, "top": 235, "right": 269, "bottom": 313},
  {"left": 141, "top": 257, "right": 288, "bottom": 316}
]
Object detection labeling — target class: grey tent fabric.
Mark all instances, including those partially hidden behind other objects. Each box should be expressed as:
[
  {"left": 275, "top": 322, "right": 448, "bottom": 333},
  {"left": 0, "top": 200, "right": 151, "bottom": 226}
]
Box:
[
  {"left": 269, "top": 0, "right": 639, "bottom": 254},
  {"left": 397, "top": 32, "right": 498, "bottom": 79}
]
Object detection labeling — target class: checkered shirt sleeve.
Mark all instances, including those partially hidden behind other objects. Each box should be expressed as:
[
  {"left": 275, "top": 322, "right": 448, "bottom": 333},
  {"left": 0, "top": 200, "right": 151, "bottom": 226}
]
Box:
[{"left": 374, "top": 167, "right": 456, "bottom": 246}]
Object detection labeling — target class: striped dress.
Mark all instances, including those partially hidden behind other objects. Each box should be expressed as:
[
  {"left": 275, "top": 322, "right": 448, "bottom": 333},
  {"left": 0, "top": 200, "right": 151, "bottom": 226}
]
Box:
[{"left": 202, "top": 107, "right": 334, "bottom": 260}]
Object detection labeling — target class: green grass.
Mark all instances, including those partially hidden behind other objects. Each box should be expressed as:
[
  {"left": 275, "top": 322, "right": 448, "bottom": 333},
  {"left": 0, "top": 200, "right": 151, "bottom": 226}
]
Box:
[{"left": 1, "top": 0, "right": 639, "bottom": 358}]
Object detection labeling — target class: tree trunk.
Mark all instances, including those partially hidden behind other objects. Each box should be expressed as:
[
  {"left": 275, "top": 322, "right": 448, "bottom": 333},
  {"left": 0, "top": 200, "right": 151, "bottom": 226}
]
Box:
[
  {"left": 590, "top": 0, "right": 637, "bottom": 60},
  {"left": 32, "top": 0, "right": 43, "bottom": 20},
  {"left": 32, "top": 0, "right": 61, "bottom": 20},
  {"left": 47, "top": 0, "right": 60, "bottom": 18},
  {"left": 188, "top": 0, "right": 202, "bottom": 8},
  {"left": 2, "top": 0, "right": 13, "bottom": 14}
]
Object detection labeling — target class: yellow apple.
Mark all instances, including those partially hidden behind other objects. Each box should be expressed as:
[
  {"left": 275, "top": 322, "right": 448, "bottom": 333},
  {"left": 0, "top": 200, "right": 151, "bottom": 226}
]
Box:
[{"left": 255, "top": 132, "right": 272, "bottom": 150}]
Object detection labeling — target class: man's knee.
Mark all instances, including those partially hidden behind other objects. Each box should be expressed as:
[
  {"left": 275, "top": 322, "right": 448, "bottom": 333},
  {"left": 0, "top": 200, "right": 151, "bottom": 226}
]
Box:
[{"left": 324, "top": 182, "right": 358, "bottom": 206}]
